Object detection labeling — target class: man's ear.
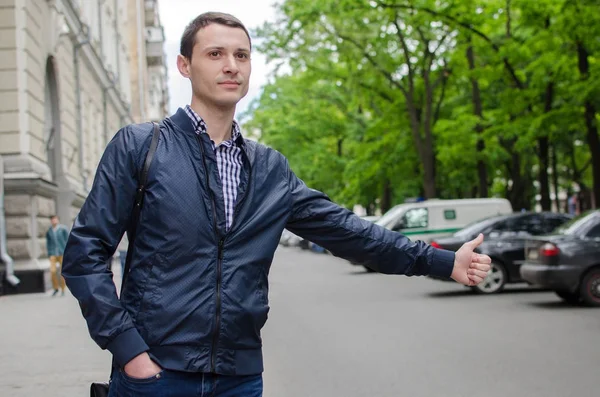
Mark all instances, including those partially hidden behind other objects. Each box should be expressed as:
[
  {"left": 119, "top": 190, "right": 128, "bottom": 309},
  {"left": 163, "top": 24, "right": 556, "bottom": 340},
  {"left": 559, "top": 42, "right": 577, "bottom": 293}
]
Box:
[{"left": 177, "top": 54, "right": 191, "bottom": 78}]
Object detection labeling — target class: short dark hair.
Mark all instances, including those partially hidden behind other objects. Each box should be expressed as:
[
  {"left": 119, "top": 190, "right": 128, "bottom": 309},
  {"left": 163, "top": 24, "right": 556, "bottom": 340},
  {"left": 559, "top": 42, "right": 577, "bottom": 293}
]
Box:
[
  {"left": 180, "top": 12, "right": 251, "bottom": 60},
  {"left": 50, "top": 215, "right": 58, "bottom": 220}
]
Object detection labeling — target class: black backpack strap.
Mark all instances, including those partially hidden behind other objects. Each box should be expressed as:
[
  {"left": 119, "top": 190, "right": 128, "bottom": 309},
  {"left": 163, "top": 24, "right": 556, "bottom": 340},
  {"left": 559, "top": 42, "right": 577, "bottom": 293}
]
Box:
[{"left": 120, "top": 122, "right": 160, "bottom": 293}]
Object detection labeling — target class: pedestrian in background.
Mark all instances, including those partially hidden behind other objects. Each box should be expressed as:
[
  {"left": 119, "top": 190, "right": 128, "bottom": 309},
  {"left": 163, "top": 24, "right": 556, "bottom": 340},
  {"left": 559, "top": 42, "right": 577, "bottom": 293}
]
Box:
[
  {"left": 46, "top": 215, "right": 68, "bottom": 297},
  {"left": 62, "top": 12, "right": 492, "bottom": 397}
]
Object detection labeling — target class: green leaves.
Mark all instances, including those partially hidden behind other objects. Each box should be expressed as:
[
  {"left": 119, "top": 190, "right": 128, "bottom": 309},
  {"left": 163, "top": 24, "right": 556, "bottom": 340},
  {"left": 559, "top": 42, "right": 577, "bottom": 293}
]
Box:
[{"left": 244, "top": 0, "right": 599, "bottom": 212}]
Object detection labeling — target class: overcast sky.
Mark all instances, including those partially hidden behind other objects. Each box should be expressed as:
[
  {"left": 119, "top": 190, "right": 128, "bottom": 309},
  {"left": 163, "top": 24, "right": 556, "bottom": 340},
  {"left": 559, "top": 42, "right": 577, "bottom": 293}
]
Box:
[{"left": 159, "top": 0, "right": 278, "bottom": 118}]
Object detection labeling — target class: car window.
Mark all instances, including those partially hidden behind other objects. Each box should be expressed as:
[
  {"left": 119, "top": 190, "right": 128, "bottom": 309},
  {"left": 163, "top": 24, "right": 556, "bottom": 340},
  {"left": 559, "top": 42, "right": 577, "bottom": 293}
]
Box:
[
  {"left": 402, "top": 208, "right": 428, "bottom": 229},
  {"left": 503, "top": 215, "right": 536, "bottom": 235},
  {"left": 586, "top": 224, "right": 600, "bottom": 238},
  {"left": 490, "top": 220, "right": 511, "bottom": 232},
  {"left": 453, "top": 215, "right": 507, "bottom": 238},
  {"left": 545, "top": 215, "right": 571, "bottom": 232},
  {"left": 524, "top": 215, "right": 546, "bottom": 235},
  {"left": 554, "top": 210, "right": 600, "bottom": 236}
]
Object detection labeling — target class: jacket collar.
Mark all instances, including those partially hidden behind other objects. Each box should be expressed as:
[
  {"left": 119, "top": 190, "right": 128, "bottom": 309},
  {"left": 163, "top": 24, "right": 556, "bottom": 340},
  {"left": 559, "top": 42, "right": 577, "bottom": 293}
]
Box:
[
  {"left": 167, "top": 107, "right": 254, "bottom": 163},
  {"left": 168, "top": 107, "right": 196, "bottom": 136},
  {"left": 169, "top": 108, "right": 246, "bottom": 145}
]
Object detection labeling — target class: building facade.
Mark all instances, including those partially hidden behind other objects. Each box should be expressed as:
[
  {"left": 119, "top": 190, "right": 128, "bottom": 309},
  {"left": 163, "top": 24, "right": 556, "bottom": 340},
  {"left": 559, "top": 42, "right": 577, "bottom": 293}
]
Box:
[
  {"left": 0, "top": 0, "right": 169, "bottom": 293},
  {"left": 127, "top": 0, "right": 169, "bottom": 123}
]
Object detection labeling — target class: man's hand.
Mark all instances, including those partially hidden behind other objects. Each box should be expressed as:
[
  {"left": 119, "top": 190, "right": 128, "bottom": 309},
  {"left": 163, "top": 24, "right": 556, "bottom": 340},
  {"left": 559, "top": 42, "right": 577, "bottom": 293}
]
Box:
[
  {"left": 123, "top": 352, "right": 162, "bottom": 379},
  {"left": 450, "top": 233, "right": 492, "bottom": 286}
]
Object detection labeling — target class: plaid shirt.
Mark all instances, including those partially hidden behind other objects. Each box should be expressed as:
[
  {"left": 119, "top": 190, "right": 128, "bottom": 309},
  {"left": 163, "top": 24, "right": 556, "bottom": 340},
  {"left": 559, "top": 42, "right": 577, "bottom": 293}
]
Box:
[{"left": 184, "top": 105, "right": 243, "bottom": 231}]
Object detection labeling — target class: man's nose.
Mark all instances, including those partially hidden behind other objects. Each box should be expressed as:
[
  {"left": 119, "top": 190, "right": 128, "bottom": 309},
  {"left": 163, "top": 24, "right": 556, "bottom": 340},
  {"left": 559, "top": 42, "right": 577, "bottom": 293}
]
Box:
[{"left": 223, "top": 55, "right": 240, "bottom": 74}]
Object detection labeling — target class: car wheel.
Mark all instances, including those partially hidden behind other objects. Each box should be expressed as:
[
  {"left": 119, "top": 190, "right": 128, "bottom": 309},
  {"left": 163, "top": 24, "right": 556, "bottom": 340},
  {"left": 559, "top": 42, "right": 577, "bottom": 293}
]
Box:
[
  {"left": 579, "top": 268, "right": 600, "bottom": 307},
  {"left": 471, "top": 262, "right": 507, "bottom": 294},
  {"left": 554, "top": 290, "right": 582, "bottom": 305}
]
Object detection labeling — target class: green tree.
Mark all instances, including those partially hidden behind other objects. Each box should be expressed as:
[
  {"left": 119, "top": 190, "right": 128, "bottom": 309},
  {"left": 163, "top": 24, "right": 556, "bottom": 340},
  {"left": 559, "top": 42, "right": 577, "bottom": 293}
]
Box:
[{"left": 244, "top": 0, "right": 599, "bottom": 213}]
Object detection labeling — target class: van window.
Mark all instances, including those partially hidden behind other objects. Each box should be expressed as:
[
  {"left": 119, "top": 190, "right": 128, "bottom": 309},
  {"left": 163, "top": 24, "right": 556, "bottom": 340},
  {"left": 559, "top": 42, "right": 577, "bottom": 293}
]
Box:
[
  {"left": 376, "top": 205, "right": 406, "bottom": 229},
  {"left": 403, "top": 208, "right": 428, "bottom": 229},
  {"left": 444, "top": 209, "right": 456, "bottom": 220}
]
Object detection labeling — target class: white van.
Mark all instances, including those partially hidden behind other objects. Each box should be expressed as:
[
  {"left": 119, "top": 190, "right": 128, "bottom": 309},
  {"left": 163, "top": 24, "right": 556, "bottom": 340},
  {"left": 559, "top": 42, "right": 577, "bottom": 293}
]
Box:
[{"left": 375, "top": 198, "right": 513, "bottom": 243}]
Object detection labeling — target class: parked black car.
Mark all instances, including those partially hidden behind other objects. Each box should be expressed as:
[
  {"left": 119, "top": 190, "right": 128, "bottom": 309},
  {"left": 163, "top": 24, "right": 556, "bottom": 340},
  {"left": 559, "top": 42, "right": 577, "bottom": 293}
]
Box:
[
  {"left": 430, "top": 212, "right": 573, "bottom": 293},
  {"left": 520, "top": 210, "right": 600, "bottom": 307}
]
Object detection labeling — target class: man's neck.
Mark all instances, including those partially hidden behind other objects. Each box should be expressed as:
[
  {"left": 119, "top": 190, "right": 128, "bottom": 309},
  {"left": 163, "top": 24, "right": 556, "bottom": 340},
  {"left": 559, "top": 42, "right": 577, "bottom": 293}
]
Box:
[{"left": 189, "top": 99, "right": 236, "bottom": 146}]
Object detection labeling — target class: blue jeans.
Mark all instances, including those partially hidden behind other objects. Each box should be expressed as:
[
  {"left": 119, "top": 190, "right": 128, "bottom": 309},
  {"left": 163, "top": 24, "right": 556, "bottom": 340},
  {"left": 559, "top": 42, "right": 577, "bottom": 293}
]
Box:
[{"left": 108, "top": 369, "right": 263, "bottom": 397}]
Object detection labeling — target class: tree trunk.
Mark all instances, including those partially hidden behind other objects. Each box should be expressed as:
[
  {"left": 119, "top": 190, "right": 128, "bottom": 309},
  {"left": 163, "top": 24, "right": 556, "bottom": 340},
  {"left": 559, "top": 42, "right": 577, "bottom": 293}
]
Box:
[
  {"left": 537, "top": 81, "right": 553, "bottom": 211},
  {"left": 502, "top": 138, "right": 534, "bottom": 211},
  {"left": 406, "top": 102, "right": 437, "bottom": 199},
  {"left": 381, "top": 179, "right": 392, "bottom": 213},
  {"left": 577, "top": 42, "right": 600, "bottom": 208},
  {"left": 584, "top": 102, "right": 599, "bottom": 209},
  {"left": 421, "top": 143, "right": 436, "bottom": 198},
  {"left": 466, "top": 42, "right": 488, "bottom": 197},
  {"left": 551, "top": 144, "right": 560, "bottom": 211},
  {"left": 568, "top": 140, "right": 593, "bottom": 211},
  {"left": 506, "top": 154, "right": 529, "bottom": 211},
  {"left": 578, "top": 184, "right": 593, "bottom": 212},
  {"left": 538, "top": 137, "right": 551, "bottom": 211}
]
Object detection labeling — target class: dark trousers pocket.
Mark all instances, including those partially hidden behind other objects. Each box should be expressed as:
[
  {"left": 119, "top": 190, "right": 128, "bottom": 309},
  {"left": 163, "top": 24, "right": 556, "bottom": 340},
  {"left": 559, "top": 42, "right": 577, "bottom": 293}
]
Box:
[{"left": 108, "top": 370, "right": 165, "bottom": 397}]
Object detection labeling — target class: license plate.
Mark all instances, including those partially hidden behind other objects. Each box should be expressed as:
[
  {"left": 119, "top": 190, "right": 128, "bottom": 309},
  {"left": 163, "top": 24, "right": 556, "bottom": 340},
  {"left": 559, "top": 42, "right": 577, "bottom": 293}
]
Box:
[{"left": 527, "top": 249, "right": 539, "bottom": 260}]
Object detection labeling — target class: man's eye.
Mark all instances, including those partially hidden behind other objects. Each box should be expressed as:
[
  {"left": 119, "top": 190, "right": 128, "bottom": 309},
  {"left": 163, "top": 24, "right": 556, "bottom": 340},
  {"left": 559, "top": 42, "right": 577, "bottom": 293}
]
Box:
[
  {"left": 209, "top": 51, "right": 220, "bottom": 57},
  {"left": 237, "top": 53, "right": 249, "bottom": 59}
]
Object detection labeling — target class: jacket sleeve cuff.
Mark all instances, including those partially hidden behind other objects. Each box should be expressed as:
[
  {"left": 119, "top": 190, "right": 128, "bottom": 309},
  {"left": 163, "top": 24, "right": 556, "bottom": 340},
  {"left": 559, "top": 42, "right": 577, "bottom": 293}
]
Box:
[
  {"left": 429, "top": 248, "right": 455, "bottom": 279},
  {"left": 106, "top": 327, "right": 149, "bottom": 368}
]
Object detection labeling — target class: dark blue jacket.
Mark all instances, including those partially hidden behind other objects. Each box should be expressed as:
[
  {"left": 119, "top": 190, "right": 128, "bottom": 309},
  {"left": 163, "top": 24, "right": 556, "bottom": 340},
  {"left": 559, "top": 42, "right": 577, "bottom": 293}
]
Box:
[{"left": 62, "top": 108, "right": 455, "bottom": 376}]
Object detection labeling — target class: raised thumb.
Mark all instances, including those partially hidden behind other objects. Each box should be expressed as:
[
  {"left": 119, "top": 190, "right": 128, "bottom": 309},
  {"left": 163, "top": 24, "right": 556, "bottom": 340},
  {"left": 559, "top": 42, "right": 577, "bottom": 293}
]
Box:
[{"left": 468, "top": 233, "right": 484, "bottom": 249}]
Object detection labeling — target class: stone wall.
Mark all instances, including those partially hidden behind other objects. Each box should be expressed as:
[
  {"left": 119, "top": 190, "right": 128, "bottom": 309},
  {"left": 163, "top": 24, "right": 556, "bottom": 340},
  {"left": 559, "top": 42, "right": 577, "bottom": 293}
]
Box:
[
  {"left": 0, "top": 0, "right": 130, "bottom": 293},
  {"left": 0, "top": 0, "right": 19, "bottom": 156},
  {"left": 4, "top": 194, "right": 55, "bottom": 262},
  {"left": 0, "top": 0, "right": 167, "bottom": 294}
]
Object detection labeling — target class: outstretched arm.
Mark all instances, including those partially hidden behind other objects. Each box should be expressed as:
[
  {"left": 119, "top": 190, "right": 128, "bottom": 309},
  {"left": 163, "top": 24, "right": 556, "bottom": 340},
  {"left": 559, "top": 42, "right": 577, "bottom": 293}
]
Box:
[{"left": 283, "top": 159, "right": 491, "bottom": 284}]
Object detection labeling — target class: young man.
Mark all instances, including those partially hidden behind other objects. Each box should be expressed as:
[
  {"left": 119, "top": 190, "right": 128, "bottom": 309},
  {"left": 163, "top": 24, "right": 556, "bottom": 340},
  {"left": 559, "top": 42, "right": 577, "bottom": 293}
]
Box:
[
  {"left": 62, "top": 12, "right": 492, "bottom": 397},
  {"left": 46, "top": 215, "right": 68, "bottom": 296}
]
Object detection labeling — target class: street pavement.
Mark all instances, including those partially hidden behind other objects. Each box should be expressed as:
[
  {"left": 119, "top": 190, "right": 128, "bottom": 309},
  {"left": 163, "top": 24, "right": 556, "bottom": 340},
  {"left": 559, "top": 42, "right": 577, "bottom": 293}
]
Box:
[{"left": 1, "top": 246, "right": 598, "bottom": 397}]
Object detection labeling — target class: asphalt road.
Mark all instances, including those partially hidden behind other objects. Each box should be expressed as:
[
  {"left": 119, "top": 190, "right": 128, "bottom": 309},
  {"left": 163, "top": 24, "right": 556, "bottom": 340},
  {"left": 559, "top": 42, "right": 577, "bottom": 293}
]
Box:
[
  {"left": 0, "top": 246, "right": 597, "bottom": 397},
  {"left": 261, "top": 247, "right": 599, "bottom": 397}
]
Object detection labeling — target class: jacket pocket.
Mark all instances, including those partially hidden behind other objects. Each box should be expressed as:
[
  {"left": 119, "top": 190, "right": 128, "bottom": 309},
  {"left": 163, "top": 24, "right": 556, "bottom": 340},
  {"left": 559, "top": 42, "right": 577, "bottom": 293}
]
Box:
[
  {"left": 255, "top": 265, "right": 270, "bottom": 333},
  {"left": 255, "top": 265, "right": 269, "bottom": 306},
  {"left": 133, "top": 256, "right": 161, "bottom": 327}
]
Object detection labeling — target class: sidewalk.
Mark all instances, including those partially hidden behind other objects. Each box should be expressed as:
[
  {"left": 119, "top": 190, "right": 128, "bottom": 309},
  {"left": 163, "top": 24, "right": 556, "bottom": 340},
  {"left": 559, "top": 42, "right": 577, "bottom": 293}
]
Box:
[{"left": 0, "top": 266, "right": 123, "bottom": 396}]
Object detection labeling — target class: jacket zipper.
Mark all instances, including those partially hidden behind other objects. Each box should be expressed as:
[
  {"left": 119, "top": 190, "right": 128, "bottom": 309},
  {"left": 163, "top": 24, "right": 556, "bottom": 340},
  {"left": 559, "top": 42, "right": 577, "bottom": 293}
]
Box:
[
  {"left": 212, "top": 237, "right": 224, "bottom": 372},
  {"left": 196, "top": 135, "right": 222, "bottom": 373},
  {"left": 197, "top": 135, "right": 253, "bottom": 373}
]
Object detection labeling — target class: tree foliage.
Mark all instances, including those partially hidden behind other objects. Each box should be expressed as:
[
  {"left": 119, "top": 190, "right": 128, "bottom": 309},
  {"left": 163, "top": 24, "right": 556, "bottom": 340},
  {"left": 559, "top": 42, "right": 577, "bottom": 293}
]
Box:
[{"left": 244, "top": 0, "right": 600, "bottom": 213}]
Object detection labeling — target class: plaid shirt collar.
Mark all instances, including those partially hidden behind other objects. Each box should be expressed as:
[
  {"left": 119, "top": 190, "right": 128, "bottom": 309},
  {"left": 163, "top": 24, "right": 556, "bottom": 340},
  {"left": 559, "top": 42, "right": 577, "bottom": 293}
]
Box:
[{"left": 184, "top": 105, "right": 242, "bottom": 146}]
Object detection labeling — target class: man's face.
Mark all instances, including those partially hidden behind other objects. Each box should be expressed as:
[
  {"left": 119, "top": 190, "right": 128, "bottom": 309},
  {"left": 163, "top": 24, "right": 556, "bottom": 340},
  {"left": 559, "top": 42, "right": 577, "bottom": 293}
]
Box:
[
  {"left": 178, "top": 23, "right": 251, "bottom": 109},
  {"left": 51, "top": 217, "right": 59, "bottom": 227}
]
